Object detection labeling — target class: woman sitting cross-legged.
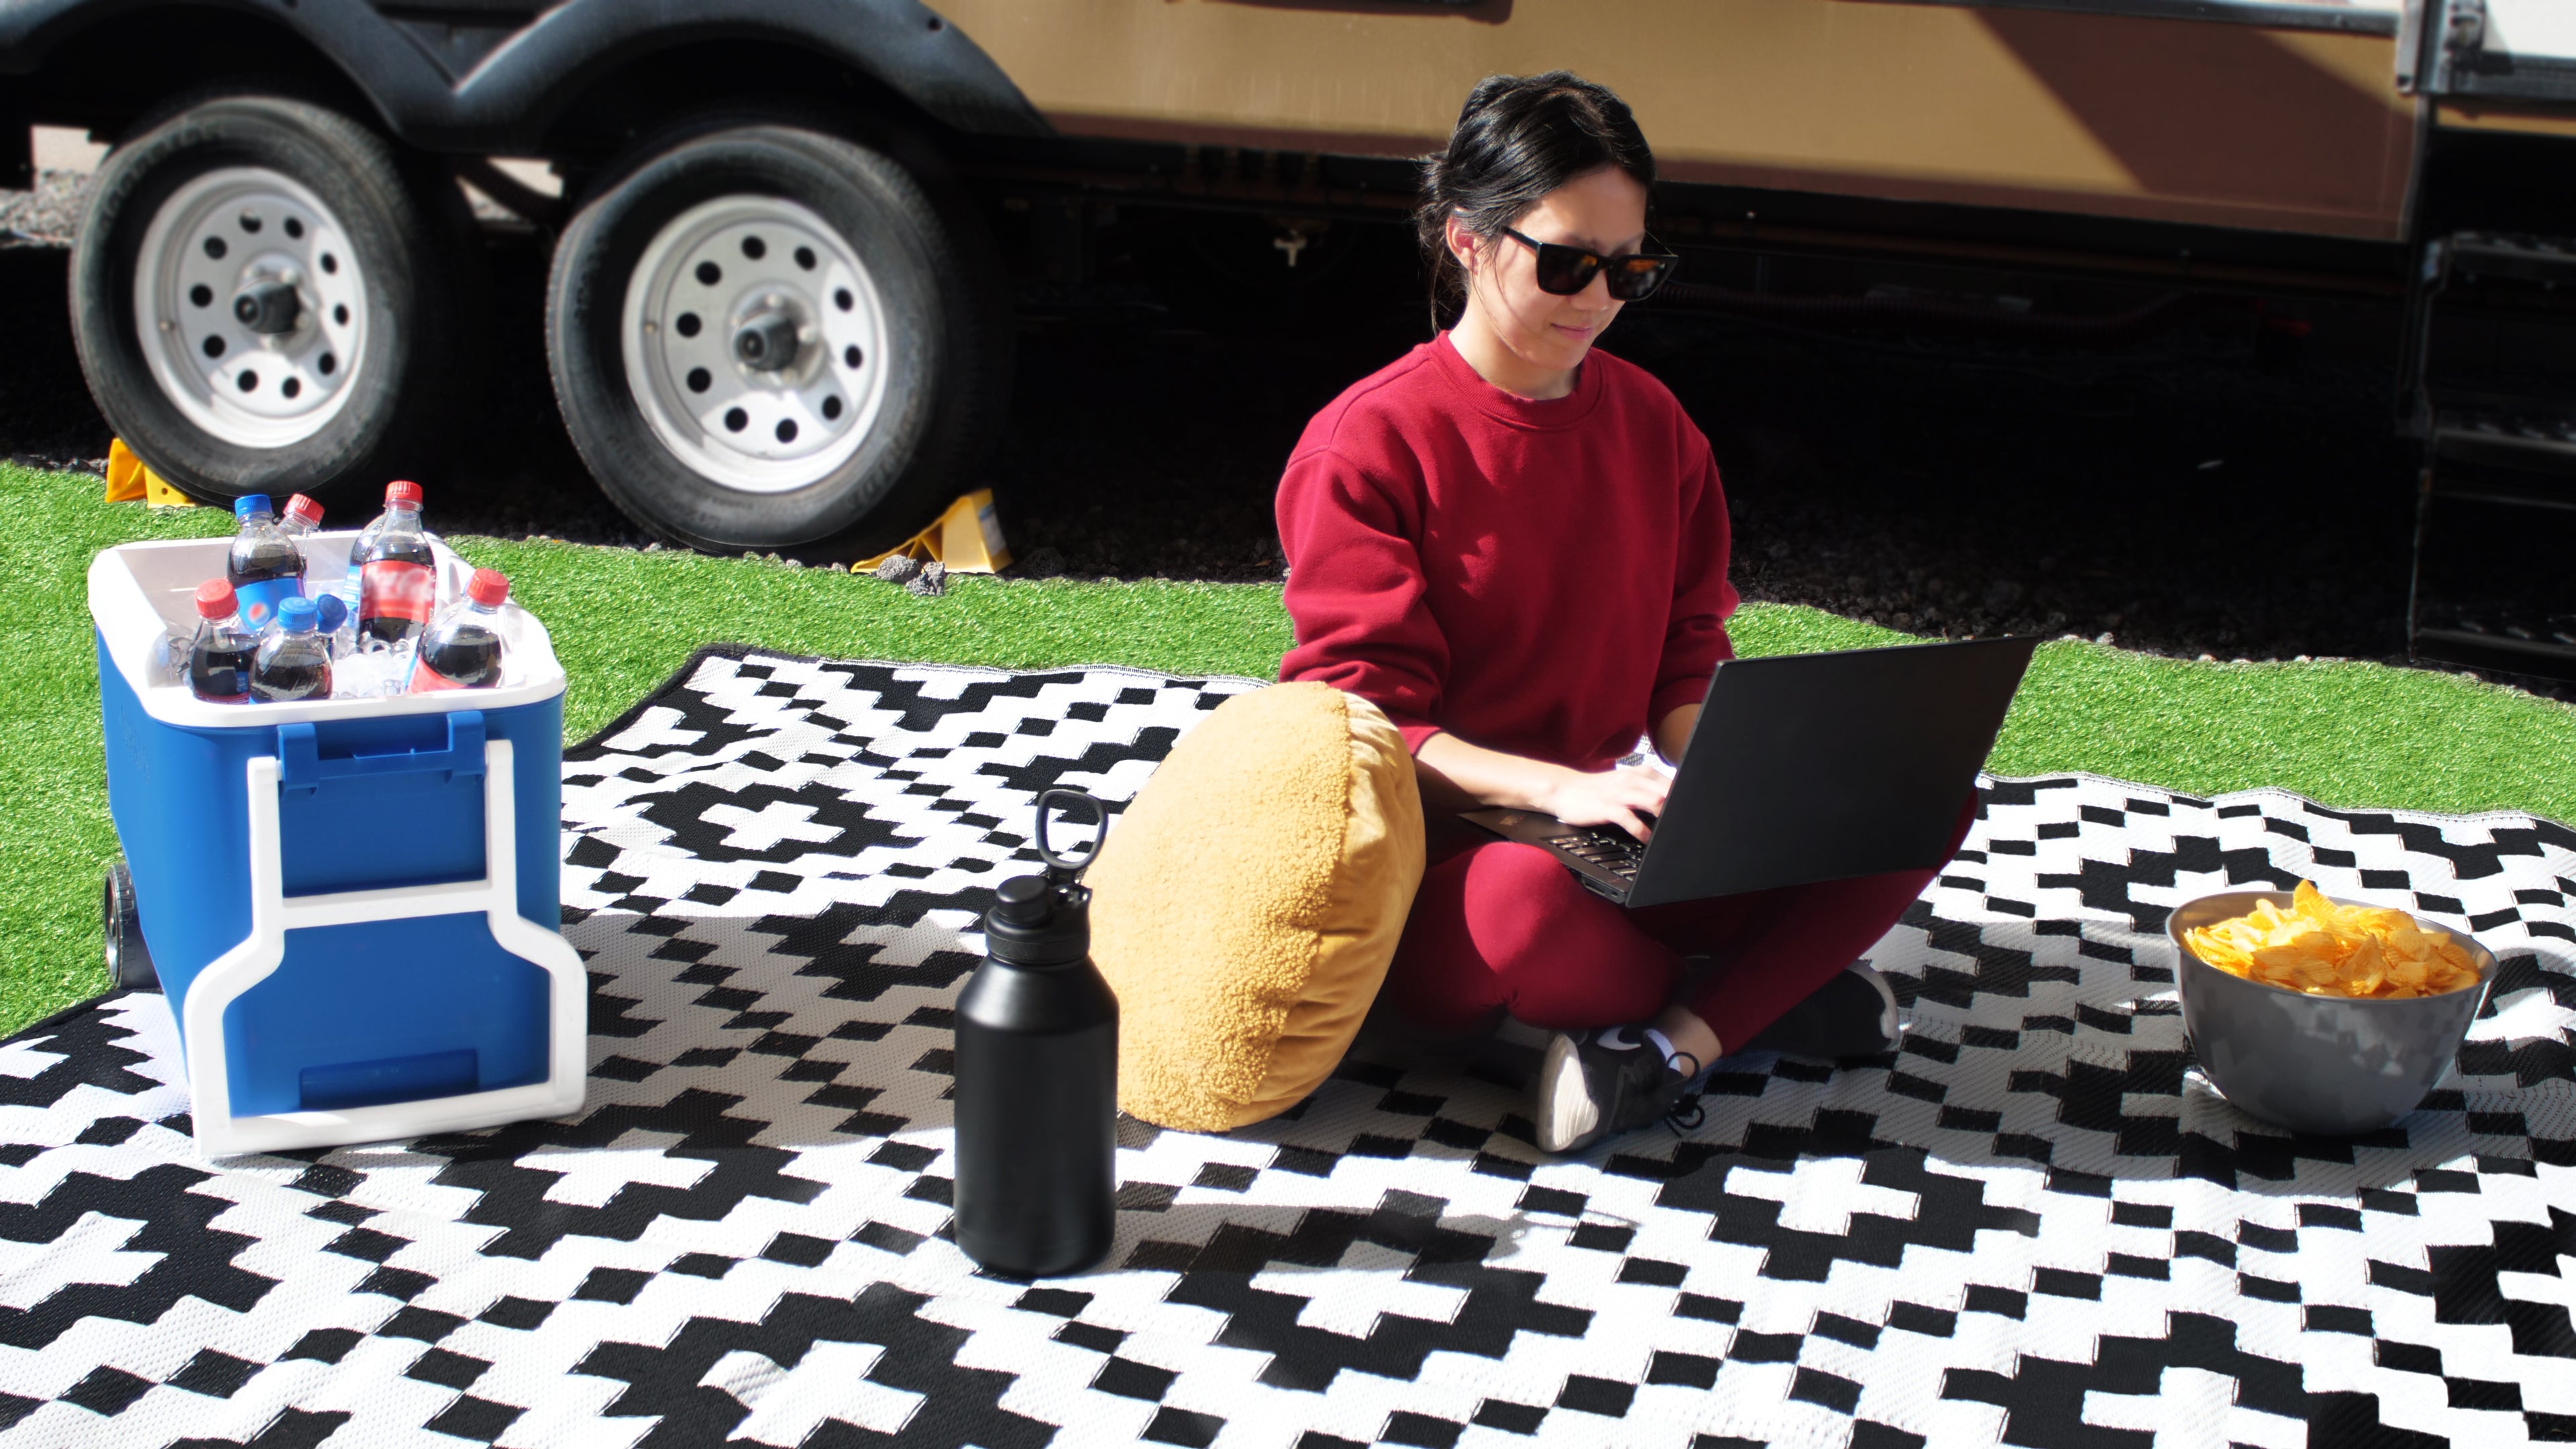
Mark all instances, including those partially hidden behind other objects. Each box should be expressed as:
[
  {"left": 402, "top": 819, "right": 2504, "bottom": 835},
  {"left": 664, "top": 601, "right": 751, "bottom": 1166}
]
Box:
[{"left": 1275, "top": 71, "right": 1973, "bottom": 1155}]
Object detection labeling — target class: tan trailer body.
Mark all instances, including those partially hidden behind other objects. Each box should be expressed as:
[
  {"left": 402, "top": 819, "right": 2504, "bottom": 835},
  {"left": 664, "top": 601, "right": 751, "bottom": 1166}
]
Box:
[{"left": 942, "top": 1, "right": 2418, "bottom": 241}]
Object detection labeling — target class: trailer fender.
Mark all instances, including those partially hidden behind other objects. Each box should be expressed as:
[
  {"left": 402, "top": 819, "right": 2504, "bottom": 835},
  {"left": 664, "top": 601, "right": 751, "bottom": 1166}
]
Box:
[{"left": 0, "top": 0, "right": 1050, "bottom": 149}]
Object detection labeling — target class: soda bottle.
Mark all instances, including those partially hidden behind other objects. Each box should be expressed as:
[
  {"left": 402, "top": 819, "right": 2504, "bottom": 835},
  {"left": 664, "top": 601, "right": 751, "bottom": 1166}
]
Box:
[
  {"left": 331, "top": 557, "right": 364, "bottom": 653},
  {"left": 225, "top": 494, "right": 305, "bottom": 633},
  {"left": 953, "top": 790, "right": 1118, "bottom": 1278},
  {"left": 276, "top": 491, "right": 342, "bottom": 604},
  {"left": 251, "top": 596, "right": 332, "bottom": 703},
  {"left": 277, "top": 493, "right": 323, "bottom": 539},
  {"left": 185, "top": 580, "right": 258, "bottom": 704},
  {"left": 311, "top": 591, "right": 354, "bottom": 661},
  {"left": 353, "top": 480, "right": 437, "bottom": 647},
  {"left": 409, "top": 568, "right": 511, "bottom": 692}
]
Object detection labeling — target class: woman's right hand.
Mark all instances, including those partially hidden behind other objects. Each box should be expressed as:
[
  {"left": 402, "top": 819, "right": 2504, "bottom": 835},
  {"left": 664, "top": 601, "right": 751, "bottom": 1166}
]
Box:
[
  {"left": 1532, "top": 762, "right": 1671, "bottom": 843},
  {"left": 1412, "top": 731, "right": 1672, "bottom": 842}
]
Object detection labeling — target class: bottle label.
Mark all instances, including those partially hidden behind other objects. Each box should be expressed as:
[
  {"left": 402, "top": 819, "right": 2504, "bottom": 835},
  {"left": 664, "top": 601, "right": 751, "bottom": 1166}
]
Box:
[
  {"left": 254, "top": 661, "right": 331, "bottom": 702},
  {"left": 408, "top": 658, "right": 472, "bottom": 693},
  {"left": 233, "top": 577, "right": 301, "bottom": 633},
  {"left": 360, "top": 560, "right": 436, "bottom": 625}
]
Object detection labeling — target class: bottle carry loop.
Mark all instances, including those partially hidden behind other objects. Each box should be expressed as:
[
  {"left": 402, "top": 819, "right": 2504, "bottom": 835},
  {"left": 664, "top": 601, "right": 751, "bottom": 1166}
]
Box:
[{"left": 1035, "top": 788, "right": 1106, "bottom": 892}]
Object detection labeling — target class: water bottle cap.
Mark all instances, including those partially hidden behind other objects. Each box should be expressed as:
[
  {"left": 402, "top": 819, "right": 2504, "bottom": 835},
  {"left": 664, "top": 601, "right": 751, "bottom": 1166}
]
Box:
[
  {"left": 467, "top": 568, "right": 508, "bottom": 607},
  {"left": 983, "top": 871, "right": 1091, "bottom": 965},
  {"left": 384, "top": 480, "right": 422, "bottom": 505},
  {"left": 233, "top": 494, "right": 272, "bottom": 521},
  {"left": 194, "top": 578, "right": 236, "bottom": 619},
  {"left": 283, "top": 494, "right": 323, "bottom": 527},
  {"left": 313, "top": 592, "right": 347, "bottom": 632},
  {"left": 991, "top": 875, "right": 1053, "bottom": 928},
  {"left": 277, "top": 596, "right": 318, "bottom": 633}
]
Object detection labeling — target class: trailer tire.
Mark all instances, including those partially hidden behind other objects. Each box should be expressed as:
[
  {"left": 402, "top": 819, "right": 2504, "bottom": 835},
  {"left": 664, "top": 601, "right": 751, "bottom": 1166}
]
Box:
[
  {"left": 546, "top": 123, "right": 1003, "bottom": 555},
  {"left": 69, "top": 93, "right": 480, "bottom": 506}
]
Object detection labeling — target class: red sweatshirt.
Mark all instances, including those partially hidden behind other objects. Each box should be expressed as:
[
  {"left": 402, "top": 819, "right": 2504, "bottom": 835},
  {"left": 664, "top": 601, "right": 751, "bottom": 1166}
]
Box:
[{"left": 1276, "top": 333, "right": 1737, "bottom": 773}]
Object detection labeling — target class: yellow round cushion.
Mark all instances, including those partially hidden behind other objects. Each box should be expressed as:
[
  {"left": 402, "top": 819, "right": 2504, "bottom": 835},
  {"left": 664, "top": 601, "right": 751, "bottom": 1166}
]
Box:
[{"left": 1087, "top": 682, "right": 1425, "bottom": 1132}]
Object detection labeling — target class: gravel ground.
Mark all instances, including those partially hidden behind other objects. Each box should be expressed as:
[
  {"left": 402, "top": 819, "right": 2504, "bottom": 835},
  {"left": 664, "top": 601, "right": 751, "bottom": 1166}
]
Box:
[
  {"left": 0, "top": 178, "right": 2542, "bottom": 696},
  {"left": 0, "top": 169, "right": 87, "bottom": 245}
]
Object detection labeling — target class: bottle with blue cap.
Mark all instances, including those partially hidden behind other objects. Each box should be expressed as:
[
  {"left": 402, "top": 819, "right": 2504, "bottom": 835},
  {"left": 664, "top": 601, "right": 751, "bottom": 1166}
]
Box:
[
  {"left": 310, "top": 590, "right": 354, "bottom": 660},
  {"left": 953, "top": 789, "right": 1119, "bottom": 1278},
  {"left": 224, "top": 493, "right": 305, "bottom": 633},
  {"left": 250, "top": 596, "right": 332, "bottom": 702}
]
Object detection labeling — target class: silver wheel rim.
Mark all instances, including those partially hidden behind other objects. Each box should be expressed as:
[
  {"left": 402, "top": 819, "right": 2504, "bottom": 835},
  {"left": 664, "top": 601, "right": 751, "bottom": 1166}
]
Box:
[
  {"left": 620, "top": 195, "right": 890, "bottom": 495},
  {"left": 131, "top": 166, "right": 369, "bottom": 449}
]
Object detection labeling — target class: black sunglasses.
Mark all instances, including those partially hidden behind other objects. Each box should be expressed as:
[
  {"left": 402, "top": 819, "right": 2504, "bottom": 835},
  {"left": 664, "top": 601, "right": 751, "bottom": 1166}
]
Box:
[{"left": 1498, "top": 227, "right": 1680, "bottom": 300}]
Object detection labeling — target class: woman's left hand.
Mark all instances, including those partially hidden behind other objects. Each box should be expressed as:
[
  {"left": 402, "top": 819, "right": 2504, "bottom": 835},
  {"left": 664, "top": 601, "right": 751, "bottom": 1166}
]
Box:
[{"left": 1653, "top": 702, "right": 1699, "bottom": 767}]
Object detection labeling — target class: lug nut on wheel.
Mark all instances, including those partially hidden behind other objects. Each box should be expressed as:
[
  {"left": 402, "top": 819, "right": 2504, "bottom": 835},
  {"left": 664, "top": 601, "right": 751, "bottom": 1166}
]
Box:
[
  {"left": 733, "top": 310, "right": 800, "bottom": 370},
  {"left": 232, "top": 278, "right": 302, "bottom": 335}
]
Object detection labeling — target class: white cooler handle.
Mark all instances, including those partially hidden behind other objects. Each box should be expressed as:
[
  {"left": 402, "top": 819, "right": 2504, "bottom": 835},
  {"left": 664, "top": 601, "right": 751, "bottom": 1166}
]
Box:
[{"left": 179, "top": 737, "right": 588, "bottom": 1157}]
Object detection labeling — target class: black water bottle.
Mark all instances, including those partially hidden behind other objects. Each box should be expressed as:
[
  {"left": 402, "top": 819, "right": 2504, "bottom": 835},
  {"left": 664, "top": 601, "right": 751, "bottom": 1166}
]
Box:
[{"left": 954, "top": 790, "right": 1118, "bottom": 1277}]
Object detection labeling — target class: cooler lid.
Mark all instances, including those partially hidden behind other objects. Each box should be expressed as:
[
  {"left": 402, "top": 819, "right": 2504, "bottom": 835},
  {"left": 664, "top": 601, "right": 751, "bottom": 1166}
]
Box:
[{"left": 87, "top": 535, "right": 568, "bottom": 729}]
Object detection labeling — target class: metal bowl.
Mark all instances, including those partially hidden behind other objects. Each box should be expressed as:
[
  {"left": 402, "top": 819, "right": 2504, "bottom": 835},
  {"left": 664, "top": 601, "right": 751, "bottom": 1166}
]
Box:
[{"left": 2168, "top": 889, "right": 2498, "bottom": 1136}]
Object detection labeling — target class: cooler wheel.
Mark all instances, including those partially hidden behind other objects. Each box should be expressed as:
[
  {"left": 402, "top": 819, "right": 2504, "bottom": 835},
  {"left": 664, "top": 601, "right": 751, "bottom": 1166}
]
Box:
[{"left": 103, "top": 860, "right": 159, "bottom": 993}]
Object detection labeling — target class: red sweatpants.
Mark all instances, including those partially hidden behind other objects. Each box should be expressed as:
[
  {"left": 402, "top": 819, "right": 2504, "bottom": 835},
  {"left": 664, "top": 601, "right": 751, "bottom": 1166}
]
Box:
[{"left": 1381, "top": 798, "right": 1978, "bottom": 1047}]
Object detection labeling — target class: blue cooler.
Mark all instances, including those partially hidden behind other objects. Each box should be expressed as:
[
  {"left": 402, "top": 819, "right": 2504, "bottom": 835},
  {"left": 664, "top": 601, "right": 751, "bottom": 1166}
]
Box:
[{"left": 89, "top": 535, "right": 586, "bottom": 1157}]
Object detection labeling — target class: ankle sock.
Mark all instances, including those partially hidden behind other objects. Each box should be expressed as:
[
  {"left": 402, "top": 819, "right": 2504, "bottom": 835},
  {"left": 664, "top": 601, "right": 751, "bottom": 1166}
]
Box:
[{"left": 1640, "top": 1028, "right": 1698, "bottom": 1077}]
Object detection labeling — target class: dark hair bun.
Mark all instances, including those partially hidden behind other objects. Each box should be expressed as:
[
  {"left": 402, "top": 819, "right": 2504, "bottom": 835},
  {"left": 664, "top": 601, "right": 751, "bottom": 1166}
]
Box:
[{"left": 1417, "top": 72, "right": 1656, "bottom": 305}]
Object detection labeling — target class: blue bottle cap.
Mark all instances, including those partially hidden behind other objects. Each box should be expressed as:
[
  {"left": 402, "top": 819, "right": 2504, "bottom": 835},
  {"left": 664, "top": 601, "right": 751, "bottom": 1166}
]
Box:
[
  {"left": 312, "top": 592, "right": 347, "bottom": 632},
  {"left": 277, "top": 596, "right": 317, "bottom": 633},
  {"left": 234, "top": 493, "right": 273, "bottom": 521}
]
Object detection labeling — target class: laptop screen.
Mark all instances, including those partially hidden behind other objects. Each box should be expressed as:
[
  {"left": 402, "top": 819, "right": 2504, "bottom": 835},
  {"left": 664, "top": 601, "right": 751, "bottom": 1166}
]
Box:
[{"left": 1626, "top": 635, "right": 2037, "bottom": 906}]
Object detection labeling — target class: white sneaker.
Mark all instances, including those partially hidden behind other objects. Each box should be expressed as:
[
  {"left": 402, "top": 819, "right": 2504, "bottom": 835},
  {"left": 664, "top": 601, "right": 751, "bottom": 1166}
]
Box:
[{"left": 1531, "top": 1026, "right": 1699, "bottom": 1155}]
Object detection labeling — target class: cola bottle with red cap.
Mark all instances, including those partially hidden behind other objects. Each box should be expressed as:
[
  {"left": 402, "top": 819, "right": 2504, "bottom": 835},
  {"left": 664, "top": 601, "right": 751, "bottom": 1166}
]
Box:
[
  {"left": 352, "top": 480, "right": 436, "bottom": 647},
  {"left": 408, "top": 568, "right": 512, "bottom": 693},
  {"left": 276, "top": 492, "right": 349, "bottom": 627},
  {"left": 277, "top": 493, "right": 324, "bottom": 540},
  {"left": 186, "top": 579, "right": 258, "bottom": 704}
]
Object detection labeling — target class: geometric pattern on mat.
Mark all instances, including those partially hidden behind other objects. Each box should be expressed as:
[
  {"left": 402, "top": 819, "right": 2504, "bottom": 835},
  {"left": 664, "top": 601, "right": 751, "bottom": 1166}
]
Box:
[{"left": 2, "top": 645, "right": 2573, "bottom": 1448}]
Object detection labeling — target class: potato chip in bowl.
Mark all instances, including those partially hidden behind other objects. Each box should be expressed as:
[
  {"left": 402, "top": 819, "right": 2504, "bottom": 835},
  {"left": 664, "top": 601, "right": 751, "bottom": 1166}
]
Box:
[{"left": 2181, "top": 881, "right": 2480, "bottom": 1000}]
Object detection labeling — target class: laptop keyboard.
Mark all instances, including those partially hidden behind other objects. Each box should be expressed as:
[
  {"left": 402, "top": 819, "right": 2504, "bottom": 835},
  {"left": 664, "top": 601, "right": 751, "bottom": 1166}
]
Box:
[{"left": 1560, "top": 828, "right": 1646, "bottom": 880}]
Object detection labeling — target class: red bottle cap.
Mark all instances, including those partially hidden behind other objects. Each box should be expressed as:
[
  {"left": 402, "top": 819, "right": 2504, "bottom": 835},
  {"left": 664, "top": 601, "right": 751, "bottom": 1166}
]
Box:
[
  {"left": 194, "top": 578, "right": 236, "bottom": 619},
  {"left": 284, "top": 494, "right": 323, "bottom": 527},
  {"left": 467, "top": 568, "right": 508, "bottom": 607},
  {"left": 384, "top": 480, "right": 422, "bottom": 504}
]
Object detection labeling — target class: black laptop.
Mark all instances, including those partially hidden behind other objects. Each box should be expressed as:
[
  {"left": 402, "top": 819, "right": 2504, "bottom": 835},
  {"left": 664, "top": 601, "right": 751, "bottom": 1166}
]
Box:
[{"left": 1464, "top": 635, "right": 2039, "bottom": 908}]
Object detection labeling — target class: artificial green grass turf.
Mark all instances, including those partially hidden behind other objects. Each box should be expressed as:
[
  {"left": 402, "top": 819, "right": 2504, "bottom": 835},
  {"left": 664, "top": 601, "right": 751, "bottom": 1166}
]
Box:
[
  {"left": 466, "top": 537, "right": 1296, "bottom": 743},
  {"left": 4, "top": 466, "right": 234, "bottom": 1034},
  {"left": 11, "top": 460, "right": 2576, "bottom": 1034},
  {"left": 1723, "top": 608, "right": 2576, "bottom": 825}
]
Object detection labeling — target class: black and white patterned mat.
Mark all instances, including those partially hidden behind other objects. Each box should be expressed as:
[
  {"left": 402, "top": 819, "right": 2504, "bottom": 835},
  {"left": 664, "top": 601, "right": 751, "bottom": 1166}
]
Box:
[{"left": 5, "top": 645, "right": 2575, "bottom": 1448}]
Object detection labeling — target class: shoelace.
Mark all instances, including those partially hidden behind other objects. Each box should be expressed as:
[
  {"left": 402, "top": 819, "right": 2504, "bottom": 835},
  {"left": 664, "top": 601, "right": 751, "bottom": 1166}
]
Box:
[{"left": 1660, "top": 1051, "right": 1706, "bottom": 1137}]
